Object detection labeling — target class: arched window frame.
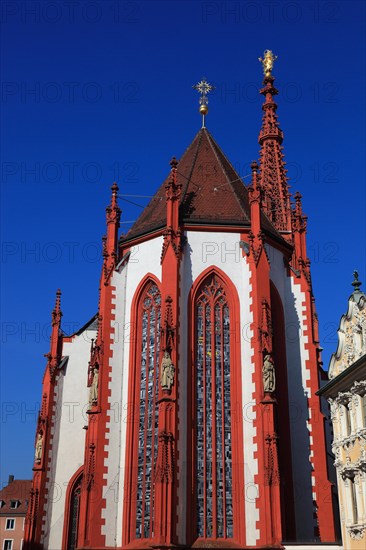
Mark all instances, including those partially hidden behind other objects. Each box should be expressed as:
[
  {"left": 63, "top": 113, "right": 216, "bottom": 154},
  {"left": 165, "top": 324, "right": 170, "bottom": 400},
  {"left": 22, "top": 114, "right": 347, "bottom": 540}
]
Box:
[
  {"left": 186, "top": 267, "right": 245, "bottom": 545},
  {"left": 62, "top": 466, "right": 83, "bottom": 550},
  {"left": 123, "top": 274, "right": 162, "bottom": 545}
]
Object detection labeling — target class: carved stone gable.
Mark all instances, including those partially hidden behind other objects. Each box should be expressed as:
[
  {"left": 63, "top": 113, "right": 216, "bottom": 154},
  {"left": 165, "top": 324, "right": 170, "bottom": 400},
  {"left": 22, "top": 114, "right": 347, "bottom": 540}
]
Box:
[{"left": 329, "top": 295, "right": 366, "bottom": 379}]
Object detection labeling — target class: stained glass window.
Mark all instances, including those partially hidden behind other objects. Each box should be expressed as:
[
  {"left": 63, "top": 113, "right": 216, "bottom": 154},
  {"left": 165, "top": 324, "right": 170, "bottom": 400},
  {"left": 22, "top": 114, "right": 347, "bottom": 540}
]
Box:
[
  {"left": 67, "top": 475, "right": 82, "bottom": 550},
  {"left": 195, "top": 275, "right": 233, "bottom": 538},
  {"left": 135, "top": 282, "right": 161, "bottom": 538}
]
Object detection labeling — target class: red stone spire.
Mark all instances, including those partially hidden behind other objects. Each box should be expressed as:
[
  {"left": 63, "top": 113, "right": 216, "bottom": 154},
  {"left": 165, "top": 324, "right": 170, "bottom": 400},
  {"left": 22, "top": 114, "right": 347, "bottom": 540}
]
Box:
[
  {"left": 248, "top": 160, "right": 262, "bottom": 236},
  {"left": 291, "top": 190, "right": 312, "bottom": 285},
  {"left": 50, "top": 289, "right": 62, "bottom": 362},
  {"left": 77, "top": 182, "right": 122, "bottom": 548},
  {"left": 161, "top": 157, "right": 182, "bottom": 263},
  {"left": 24, "top": 289, "right": 63, "bottom": 549},
  {"left": 153, "top": 156, "right": 182, "bottom": 546},
  {"left": 258, "top": 51, "right": 292, "bottom": 234},
  {"left": 103, "top": 182, "right": 121, "bottom": 282}
]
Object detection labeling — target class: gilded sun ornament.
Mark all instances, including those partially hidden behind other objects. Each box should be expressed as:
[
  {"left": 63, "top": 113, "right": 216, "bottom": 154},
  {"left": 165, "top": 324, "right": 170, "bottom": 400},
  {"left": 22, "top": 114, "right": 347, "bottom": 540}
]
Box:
[{"left": 193, "top": 78, "right": 215, "bottom": 119}]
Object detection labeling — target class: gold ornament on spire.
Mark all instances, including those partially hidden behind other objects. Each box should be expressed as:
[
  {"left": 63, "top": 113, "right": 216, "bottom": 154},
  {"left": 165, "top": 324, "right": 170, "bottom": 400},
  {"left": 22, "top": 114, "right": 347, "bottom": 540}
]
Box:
[
  {"left": 259, "top": 50, "right": 278, "bottom": 77},
  {"left": 193, "top": 78, "right": 215, "bottom": 127}
]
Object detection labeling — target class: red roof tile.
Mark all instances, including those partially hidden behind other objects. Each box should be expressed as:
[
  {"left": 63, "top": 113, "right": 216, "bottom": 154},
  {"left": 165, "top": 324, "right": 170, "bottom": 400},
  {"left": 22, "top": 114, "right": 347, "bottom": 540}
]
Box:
[
  {"left": 0, "top": 480, "right": 32, "bottom": 516},
  {"left": 123, "top": 128, "right": 253, "bottom": 240},
  {"left": 122, "top": 127, "right": 283, "bottom": 243}
]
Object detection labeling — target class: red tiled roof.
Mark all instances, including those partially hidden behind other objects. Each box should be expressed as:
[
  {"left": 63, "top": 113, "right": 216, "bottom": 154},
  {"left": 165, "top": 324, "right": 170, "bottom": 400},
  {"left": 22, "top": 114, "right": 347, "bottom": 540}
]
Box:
[
  {"left": 0, "top": 480, "right": 32, "bottom": 515},
  {"left": 123, "top": 128, "right": 279, "bottom": 241}
]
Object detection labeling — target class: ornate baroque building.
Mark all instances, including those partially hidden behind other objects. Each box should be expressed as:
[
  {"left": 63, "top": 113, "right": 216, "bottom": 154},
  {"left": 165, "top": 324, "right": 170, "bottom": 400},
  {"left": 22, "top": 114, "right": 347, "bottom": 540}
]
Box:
[
  {"left": 318, "top": 273, "right": 366, "bottom": 549},
  {"left": 24, "top": 52, "right": 339, "bottom": 549}
]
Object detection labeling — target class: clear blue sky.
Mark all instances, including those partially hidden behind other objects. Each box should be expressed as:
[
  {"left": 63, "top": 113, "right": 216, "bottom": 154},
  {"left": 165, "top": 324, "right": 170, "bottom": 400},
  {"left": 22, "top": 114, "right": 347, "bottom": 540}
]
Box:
[{"left": 1, "top": 0, "right": 365, "bottom": 487}]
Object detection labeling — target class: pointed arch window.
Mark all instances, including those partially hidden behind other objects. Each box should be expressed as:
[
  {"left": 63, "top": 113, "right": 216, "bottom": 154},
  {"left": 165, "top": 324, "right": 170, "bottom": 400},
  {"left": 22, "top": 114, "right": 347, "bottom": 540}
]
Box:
[
  {"left": 195, "top": 274, "right": 233, "bottom": 539},
  {"left": 66, "top": 474, "right": 82, "bottom": 550},
  {"left": 135, "top": 282, "right": 161, "bottom": 539}
]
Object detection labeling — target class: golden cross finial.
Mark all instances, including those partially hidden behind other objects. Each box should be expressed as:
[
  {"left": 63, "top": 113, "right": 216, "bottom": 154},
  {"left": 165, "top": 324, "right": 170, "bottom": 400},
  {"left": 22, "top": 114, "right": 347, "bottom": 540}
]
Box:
[
  {"left": 259, "top": 50, "right": 278, "bottom": 77},
  {"left": 193, "top": 77, "right": 215, "bottom": 128}
]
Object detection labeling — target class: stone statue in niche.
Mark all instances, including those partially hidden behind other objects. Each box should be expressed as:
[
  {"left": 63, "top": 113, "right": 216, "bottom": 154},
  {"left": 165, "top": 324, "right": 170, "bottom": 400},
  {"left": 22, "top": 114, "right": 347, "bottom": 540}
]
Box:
[
  {"left": 263, "top": 354, "right": 275, "bottom": 393},
  {"left": 35, "top": 432, "right": 43, "bottom": 463},
  {"left": 89, "top": 366, "right": 99, "bottom": 406},
  {"left": 161, "top": 351, "right": 175, "bottom": 392}
]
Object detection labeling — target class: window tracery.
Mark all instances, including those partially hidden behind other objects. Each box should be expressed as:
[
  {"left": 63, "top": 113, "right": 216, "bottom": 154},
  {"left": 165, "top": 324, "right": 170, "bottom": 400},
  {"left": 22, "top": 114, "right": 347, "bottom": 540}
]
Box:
[
  {"left": 66, "top": 475, "right": 82, "bottom": 550},
  {"left": 195, "top": 275, "right": 233, "bottom": 539},
  {"left": 135, "top": 282, "right": 161, "bottom": 539}
]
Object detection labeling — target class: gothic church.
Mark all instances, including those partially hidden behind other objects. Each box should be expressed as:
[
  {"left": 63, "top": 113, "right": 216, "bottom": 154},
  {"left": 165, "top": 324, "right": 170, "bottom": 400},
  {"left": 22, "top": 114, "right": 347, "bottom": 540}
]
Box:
[{"left": 24, "top": 51, "right": 338, "bottom": 550}]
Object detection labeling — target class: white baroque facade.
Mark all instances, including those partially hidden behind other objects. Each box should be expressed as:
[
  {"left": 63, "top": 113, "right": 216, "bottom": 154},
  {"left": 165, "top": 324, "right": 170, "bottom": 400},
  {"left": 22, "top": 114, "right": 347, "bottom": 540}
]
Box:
[{"left": 319, "top": 273, "right": 366, "bottom": 549}]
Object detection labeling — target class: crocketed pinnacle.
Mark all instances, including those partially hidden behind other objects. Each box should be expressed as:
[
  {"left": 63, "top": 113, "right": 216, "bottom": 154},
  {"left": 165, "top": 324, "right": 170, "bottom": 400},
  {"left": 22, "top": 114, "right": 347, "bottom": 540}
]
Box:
[
  {"left": 258, "top": 73, "right": 292, "bottom": 234},
  {"left": 106, "top": 182, "right": 121, "bottom": 226},
  {"left": 52, "top": 289, "right": 62, "bottom": 327}
]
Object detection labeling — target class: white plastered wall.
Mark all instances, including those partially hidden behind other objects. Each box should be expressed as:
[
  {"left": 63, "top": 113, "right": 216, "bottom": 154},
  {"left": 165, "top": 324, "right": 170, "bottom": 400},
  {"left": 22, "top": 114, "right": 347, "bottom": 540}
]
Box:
[
  {"left": 43, "top": 328, "right": 95, "bottom": 550},
  {"left": 178, "top": 231, "right": 258, "bottom": 545},
  {"left": 267, "top": 244, "right": 315, "bottom": 540},
  {"left": 102, "top": 236, "right": 163, "bottom": 547}
]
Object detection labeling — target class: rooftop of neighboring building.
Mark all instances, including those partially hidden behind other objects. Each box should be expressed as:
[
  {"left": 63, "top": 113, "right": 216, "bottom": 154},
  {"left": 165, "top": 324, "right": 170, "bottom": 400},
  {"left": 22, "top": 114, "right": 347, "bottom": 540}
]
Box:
[
  {"left": 317, "top": 352, "right": 366, "bottom": 399},
  {"left": 0, "top": 476, "right": 32, "bottom": 516},
  {"left": 327, "top": 271, "right": 366, "bottom": 381},
  {"left": 317, "top": 271, "right": 366, "bottom": 399}
]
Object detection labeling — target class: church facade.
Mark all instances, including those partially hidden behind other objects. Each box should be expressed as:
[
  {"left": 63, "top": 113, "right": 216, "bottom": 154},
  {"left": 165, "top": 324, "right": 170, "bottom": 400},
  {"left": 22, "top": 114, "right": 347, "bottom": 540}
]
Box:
[{"left": 24, "top": 52, "right": 338, "bottom": 549}]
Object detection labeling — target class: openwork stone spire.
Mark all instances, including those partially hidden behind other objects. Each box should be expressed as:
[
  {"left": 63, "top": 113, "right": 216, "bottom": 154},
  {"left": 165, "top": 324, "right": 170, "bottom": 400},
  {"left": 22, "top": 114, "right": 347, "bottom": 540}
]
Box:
[{"left": 258, "top": 51, "right": 292, "bottom": 234}]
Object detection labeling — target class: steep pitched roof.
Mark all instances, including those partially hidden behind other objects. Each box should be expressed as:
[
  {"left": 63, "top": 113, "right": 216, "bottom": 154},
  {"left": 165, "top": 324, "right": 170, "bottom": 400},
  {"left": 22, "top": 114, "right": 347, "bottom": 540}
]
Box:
[
  {"left": 123, "top": 128, "right": 279, "bottom": 241},
  {"left": 0, "top": 480, "right": 32, "bottom": 516}
]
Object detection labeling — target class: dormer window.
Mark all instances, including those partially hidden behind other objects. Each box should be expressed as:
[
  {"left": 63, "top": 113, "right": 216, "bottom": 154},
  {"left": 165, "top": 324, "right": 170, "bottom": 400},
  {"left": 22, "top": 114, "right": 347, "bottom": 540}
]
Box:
[
  {"left": 10, "top": 500, "right": 20, "bottom": 509},
  {"left": 0, "top": 499, "right": 5, "bottom": 508}
]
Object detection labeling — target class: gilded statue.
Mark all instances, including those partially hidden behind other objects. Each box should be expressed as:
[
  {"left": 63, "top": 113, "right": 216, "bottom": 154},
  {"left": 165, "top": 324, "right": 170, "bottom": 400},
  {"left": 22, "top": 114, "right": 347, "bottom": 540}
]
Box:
[
  {"left": 161, "top": 351, "right": 175, "bottom": 392},
  {"left": 259, "top": 50, "right": 277, "bottom": 77},
  {"left": 263, "top": 354, "right": 276, "bottom": 392}
]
